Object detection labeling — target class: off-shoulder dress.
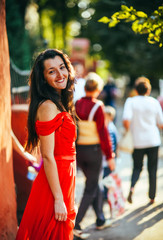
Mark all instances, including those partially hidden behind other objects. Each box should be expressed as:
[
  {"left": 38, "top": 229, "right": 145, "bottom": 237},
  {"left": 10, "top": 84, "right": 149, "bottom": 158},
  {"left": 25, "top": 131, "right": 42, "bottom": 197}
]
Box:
[{"left": 16, "top": 112, "right": 76, "bottom": 240}]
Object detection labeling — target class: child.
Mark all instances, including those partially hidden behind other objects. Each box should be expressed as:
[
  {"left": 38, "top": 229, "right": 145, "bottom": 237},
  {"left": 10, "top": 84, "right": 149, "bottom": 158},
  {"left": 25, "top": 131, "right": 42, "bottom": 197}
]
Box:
[
  {"left": 102, "top": 107, "right": 125, "bottom": 218},
  {"left": 103, "top": 106, "right": 118, "bottom": 200}
]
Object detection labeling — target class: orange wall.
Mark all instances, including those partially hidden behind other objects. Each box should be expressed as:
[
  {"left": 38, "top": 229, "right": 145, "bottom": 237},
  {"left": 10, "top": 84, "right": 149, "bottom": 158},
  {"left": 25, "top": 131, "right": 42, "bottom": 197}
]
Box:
[
  {"left": 0, "top": 0, "right": 17, "bottom": 239},
  {"left": 11, "top": 105, "right": 33, "bottom": 222}
]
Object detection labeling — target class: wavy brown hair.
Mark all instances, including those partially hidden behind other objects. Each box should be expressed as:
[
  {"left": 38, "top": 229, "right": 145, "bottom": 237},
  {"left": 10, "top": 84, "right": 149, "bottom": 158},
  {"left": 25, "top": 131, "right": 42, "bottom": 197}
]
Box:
[{"left": 25, "top": 49, "right": 75, "bottom": 152}]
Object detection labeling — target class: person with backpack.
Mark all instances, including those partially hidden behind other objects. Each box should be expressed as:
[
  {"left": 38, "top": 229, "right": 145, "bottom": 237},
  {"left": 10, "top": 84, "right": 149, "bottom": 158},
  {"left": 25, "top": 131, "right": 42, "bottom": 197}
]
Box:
[{"left": 74, "top": 72, "right": 115, "bottom": 238}]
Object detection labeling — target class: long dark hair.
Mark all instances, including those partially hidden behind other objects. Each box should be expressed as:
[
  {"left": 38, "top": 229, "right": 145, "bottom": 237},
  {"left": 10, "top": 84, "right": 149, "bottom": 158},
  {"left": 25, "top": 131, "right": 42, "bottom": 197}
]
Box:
[{"left": 25, "top": 49, "right": 75, "bottom": 152}]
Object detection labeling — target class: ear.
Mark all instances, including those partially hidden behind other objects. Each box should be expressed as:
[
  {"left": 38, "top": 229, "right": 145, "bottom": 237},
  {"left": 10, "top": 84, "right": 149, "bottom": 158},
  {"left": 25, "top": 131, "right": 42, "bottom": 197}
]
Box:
[{"left": 146, "top": 88, "right": 151, "bottom": 96}]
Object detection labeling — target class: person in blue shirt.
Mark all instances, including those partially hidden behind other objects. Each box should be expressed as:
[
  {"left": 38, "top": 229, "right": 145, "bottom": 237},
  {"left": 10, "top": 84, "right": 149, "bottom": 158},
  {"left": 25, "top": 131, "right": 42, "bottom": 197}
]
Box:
[{"left": 103, "top": 106, "right": 118, "bottom": 199}]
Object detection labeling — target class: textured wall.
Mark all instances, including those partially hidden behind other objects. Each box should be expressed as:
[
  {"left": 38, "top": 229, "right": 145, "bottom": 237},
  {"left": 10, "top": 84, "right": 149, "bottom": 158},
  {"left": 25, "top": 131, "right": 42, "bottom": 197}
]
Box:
[{"left": 0, "top": 0, "right": 17, "bottom": 239}]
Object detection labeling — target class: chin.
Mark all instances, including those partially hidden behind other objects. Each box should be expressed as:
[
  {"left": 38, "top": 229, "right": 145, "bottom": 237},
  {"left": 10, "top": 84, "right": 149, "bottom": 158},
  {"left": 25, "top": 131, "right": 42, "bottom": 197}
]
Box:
[
  {"left": 61, "top": 82, "right": 68, "bottom": 89},
  {"left": 59, "top": 84, "right": 67, "bottom": 90}
]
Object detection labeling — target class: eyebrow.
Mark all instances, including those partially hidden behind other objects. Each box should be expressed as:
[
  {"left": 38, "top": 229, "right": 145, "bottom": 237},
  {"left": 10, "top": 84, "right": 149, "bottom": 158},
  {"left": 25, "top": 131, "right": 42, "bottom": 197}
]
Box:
[{"left": 47, "top": 63, "right": 65, "bottom": 71}]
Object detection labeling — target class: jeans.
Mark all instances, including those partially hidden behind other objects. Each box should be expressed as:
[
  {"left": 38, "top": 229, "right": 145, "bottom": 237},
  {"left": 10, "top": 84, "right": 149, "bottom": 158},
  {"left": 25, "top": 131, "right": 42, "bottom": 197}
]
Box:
[
  {"left": 75, "top": 144, "right": 105, "bottom": 229},
  {"left": 131, "top": 146, "right": 159, "bottom": 200}
]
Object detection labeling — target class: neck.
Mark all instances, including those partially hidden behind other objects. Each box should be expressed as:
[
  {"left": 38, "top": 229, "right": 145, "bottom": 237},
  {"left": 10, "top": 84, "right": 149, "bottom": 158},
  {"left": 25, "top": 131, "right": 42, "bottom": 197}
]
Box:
[
  {"left": 86, "top": 91, "right": 98, "bottom": 98},
  {"left": 56, "top": 89, "right": 61, "bottom": 95}
]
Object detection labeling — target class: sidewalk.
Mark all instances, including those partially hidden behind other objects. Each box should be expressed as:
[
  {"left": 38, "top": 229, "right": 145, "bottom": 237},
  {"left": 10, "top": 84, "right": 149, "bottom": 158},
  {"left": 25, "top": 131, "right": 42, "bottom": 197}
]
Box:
[{"left": 74, "top": 151, "right": 163, "bottom": 240}]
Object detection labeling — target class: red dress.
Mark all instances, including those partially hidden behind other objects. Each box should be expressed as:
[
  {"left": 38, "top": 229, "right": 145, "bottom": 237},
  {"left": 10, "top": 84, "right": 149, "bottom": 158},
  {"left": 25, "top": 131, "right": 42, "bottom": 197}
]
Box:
[{"left": 16, "top": 112, "right": 76, "bottom": 240}]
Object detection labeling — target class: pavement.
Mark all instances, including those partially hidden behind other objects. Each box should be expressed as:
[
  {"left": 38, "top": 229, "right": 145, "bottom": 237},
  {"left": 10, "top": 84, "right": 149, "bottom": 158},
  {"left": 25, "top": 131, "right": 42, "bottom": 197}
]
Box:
[{"left": 74, "top": 150, "right": 163, "bottom": 240}]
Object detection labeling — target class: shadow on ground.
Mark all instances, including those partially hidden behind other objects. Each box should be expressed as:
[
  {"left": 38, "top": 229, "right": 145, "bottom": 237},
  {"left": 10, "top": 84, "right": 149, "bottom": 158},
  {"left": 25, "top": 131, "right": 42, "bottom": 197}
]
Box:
[{"left": 74, "top": 202, "right": 163, "bottom": 240}]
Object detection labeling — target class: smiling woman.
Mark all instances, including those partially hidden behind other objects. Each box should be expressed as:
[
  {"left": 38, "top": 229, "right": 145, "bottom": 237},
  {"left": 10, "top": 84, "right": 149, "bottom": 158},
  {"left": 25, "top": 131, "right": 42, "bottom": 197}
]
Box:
[
  {"left": 16, "top": 49, "right": 76, "bottom": 240},
  {"left": 43, "top": 56, "right": 69, "bottom": 93}
]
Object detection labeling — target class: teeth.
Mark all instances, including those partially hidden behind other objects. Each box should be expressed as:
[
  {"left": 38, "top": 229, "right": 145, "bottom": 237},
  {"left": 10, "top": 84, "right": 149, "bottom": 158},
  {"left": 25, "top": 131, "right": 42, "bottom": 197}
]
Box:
[{"left": 57, "top": 79, "right": 64, "bottom": 83}]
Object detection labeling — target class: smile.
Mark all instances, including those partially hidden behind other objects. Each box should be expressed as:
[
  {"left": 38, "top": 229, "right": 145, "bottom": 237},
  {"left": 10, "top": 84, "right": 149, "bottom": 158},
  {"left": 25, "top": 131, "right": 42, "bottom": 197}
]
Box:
[{"left": 57, "top": 79, "right": 64, "bottom": 83}]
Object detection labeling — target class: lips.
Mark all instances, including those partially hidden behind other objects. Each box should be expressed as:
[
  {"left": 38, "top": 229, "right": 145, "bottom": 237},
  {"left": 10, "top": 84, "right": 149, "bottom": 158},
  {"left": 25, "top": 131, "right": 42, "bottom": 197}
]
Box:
[{"left": 57, "top": 79, "right": 64, "bottom": 83}]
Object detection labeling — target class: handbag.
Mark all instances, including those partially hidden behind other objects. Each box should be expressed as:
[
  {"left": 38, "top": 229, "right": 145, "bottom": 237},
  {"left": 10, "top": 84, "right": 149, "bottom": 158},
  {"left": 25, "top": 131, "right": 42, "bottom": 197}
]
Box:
[
  {"left": 119, "top": 129, "right": 133, "bottom": 153},
  {"left": 100, "top": 172, "right": 125, "bottom": 219}
]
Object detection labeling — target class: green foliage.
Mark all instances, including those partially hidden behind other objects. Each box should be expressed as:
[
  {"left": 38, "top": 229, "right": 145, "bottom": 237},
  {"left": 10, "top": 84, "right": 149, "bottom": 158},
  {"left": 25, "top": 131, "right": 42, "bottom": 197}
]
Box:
[
  {"left": 6, "top": 0, "right": 163, "bottom": 87},
  {"left": 36, "top": 0, "right": 80, "bottom": 50},
  {"left": 6, "top": 0, "right": 32, "bottom": 70},
  {"left": 6, "top": 0, "right": 81, "bottom": 69},
  {"left": 99, "top": 5, "right": 163, "bottom": 47},
  {"left": 79, "top": 0, "right": 163, "bottom": 86}
]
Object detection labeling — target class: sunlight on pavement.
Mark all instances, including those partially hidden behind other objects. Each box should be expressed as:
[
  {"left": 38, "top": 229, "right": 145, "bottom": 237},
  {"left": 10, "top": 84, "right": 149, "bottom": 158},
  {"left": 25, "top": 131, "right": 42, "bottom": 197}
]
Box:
[
  {"left": 137, "top": 205, "right": 163, "bottom": 225},
  {"left": 134, "top": 220, "right": 163, "bottom": 240}
]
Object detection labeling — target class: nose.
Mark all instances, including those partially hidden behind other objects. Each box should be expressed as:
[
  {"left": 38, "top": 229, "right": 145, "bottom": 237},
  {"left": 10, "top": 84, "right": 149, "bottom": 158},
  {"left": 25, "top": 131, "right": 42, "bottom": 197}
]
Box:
[{"left": 56, "top": 69, "right": 62, "bottom": 79}]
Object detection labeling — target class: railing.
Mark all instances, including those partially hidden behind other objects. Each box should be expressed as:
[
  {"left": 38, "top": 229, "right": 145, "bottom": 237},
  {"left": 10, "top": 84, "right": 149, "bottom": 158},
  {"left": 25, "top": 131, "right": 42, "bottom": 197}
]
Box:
[{"left": 10, "top": 60, "right": 30, "bottom": 104}]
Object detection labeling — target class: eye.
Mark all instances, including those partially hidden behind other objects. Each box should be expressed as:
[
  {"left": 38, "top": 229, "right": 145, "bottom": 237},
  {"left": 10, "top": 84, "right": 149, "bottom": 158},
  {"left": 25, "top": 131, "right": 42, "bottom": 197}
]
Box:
[
  {"left": 60, "top": 65, "right": 66, "bottom": 70},
  {"left": 49, "top": 70, "right": 56, "bottom": 74}
]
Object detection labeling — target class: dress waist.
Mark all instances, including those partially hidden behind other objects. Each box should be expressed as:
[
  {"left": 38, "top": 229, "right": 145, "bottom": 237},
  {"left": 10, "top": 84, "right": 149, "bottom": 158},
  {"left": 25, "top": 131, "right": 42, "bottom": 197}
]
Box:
[{"left": 54, "top": 155, "right": 76, "bottom": 161}]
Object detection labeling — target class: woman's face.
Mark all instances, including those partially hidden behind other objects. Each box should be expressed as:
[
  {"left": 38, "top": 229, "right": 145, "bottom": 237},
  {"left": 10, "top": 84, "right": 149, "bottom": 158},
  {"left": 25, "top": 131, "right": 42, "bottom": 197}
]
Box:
[{"left": 43, "top": 56, "right": 69, "bottom": 93}]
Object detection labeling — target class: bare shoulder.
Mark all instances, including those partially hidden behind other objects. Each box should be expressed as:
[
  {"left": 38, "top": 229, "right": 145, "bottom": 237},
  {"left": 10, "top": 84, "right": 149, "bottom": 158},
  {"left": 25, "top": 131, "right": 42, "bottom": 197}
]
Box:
[{"left": 37, "top": 100, "right": 60, "bottom": 122}]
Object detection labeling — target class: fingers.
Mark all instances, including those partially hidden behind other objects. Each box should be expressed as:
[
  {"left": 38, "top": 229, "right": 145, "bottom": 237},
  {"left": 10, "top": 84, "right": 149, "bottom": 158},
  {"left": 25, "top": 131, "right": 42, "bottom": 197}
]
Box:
[
  {"left": 108, "top": 159, "right": 115, "bottom": 171},
  {"left": 62, "top": 214, "right": 67, "bottom": 222},
  {"left": 55, "top": 212, "right": 67, "bottom": 221},
  {"left": 55, "top": 201, "right": 67, "bottom": 221},
  {"left": 110, "top": 162, "right": 114, "bottom": 171}
]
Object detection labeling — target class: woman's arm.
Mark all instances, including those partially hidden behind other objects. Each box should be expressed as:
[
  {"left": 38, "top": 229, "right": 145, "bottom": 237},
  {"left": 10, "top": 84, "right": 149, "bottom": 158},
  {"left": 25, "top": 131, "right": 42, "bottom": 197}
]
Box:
[
  {"left": 37, "top": 100, "right": 67, "bottom": 221},
  {"left": 123, "top": 120, "right": 131, "bottom": 131},
  {"left": 11, "top": 130, "right": 37, "bottom": 163},
  {"left": 122, "top": 98, "right": 132, "bottom": 131}
]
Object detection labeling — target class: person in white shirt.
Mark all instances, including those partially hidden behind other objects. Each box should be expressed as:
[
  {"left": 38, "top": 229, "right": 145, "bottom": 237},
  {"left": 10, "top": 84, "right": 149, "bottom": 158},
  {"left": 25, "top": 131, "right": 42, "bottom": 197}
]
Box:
[
  {"left": 123, "top": 77, "right": 163, "bottom": 204},
  {"left": 72, "top": 62, "right": 86, "bottom": 103}
]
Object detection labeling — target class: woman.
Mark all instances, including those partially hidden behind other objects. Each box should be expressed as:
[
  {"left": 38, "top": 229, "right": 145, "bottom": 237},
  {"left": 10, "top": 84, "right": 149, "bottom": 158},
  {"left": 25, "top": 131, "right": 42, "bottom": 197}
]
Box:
[
  {"left": 16, "top": 49, "right": 76, "bottom": 240},
  {"left": 123, "top": 77, "right": 163, "bottom": 204},
  {"left": 74, "top": 72, "right": 115, "bottom": 238}
]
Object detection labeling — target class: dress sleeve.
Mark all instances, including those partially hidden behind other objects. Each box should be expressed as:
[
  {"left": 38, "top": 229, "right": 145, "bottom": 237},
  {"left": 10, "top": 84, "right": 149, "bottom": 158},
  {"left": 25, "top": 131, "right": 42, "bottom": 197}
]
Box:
[{"left": 35, "top": 113, "right": 64, "bottom": 136}]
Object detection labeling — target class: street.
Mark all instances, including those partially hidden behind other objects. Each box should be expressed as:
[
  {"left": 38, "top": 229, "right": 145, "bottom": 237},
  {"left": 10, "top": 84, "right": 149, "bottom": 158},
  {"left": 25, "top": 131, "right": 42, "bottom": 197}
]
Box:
[{"left": 75, "top": 150, "right": 163, "bottom": 240}]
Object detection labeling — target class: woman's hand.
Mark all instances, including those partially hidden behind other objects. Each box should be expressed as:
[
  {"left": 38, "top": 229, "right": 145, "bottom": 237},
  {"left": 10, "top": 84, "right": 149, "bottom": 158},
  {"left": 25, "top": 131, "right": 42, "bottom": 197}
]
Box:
[
  {"left": 107, "top": 158, "right": 115, "bottom": 171},
  {"left": 54, "top": 199, "right": 67, "bottom": 221}
]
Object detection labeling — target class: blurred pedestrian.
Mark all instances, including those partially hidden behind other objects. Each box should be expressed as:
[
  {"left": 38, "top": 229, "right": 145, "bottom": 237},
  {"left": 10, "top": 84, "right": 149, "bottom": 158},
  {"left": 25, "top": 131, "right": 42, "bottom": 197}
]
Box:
[
  {"left": 102, "top": 106, "right": 118, "bottom": 200},
  {"left": 72, "top": 61, "right": 86, "bottom": 103},
  {"left": 74, "top": 72, "right": 115, "bottom": 238},
  {"left": 123, "top": 77, "right": 163, "bottom": 204},
  {"left": 16, "top": 49, "right": 76, "bottom": 240},
  {"left": 99, "top": 76, "right": 119, "bottom": 108}
]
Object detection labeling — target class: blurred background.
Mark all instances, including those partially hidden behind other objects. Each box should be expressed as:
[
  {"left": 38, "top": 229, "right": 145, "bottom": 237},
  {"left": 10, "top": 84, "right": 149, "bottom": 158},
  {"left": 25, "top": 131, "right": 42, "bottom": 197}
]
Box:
[{"left": 7, "top": 0, "right": 163, "bottom": 100}]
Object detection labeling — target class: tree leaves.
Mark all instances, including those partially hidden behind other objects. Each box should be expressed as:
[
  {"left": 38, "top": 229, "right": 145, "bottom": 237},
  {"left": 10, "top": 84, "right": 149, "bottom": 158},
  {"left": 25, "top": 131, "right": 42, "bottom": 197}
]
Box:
[
  {"left": 136, "top": 11, "right": 147, "bottom": 18},
  {"left": 98, "top": 16, "right": 110, "bottom": 24},
  {"left": 99, "top": 4, "right": 163, "bottom": 47},
  {"left": 80, "top": 0, "right": 163, "bottom": 84}
]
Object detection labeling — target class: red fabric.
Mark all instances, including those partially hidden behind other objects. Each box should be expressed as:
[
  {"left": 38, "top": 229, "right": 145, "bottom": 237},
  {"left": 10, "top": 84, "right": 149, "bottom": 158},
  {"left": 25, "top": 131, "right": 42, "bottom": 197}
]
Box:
[
  {"left": 16, "top": 112, "right": 76, "bottom": 240},
  {"left": 35, "top": 112, "right": 76, "bottom": 157},
  {"left": 76, "top": 97, "right": 112, "bottom": 159}
]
